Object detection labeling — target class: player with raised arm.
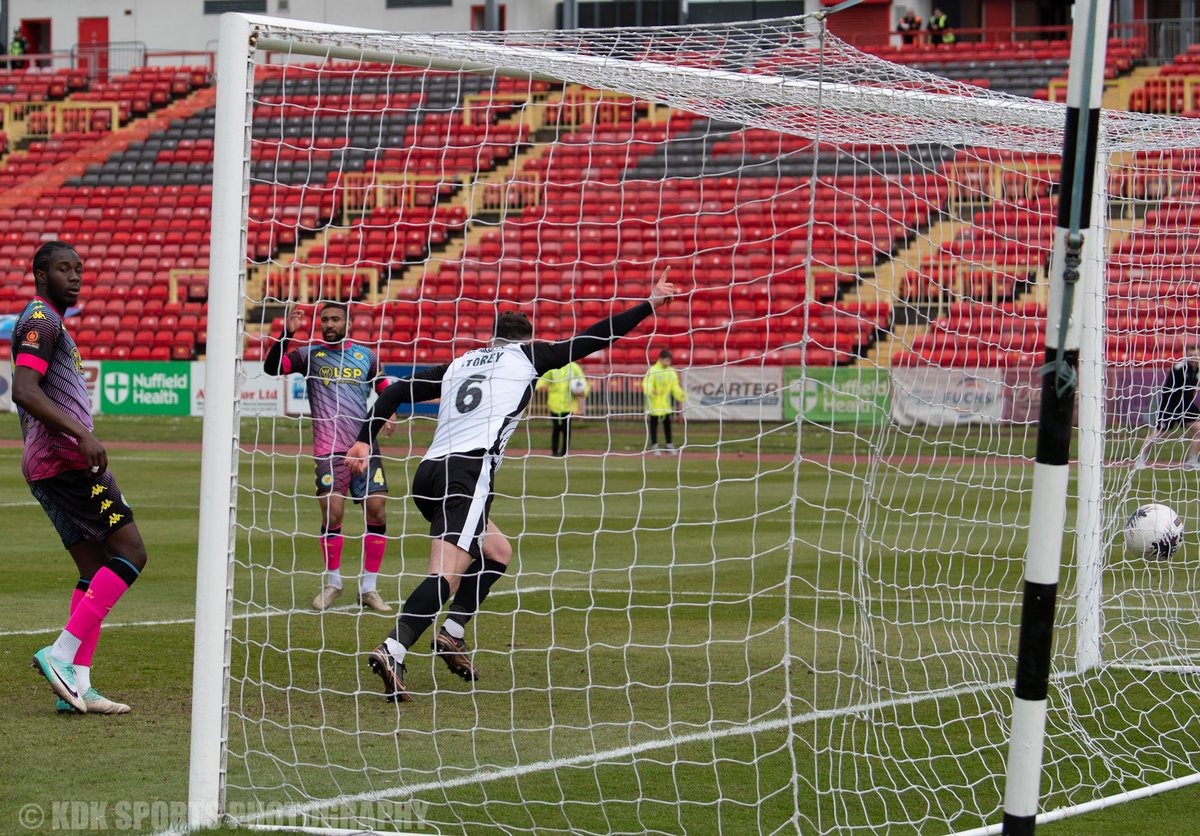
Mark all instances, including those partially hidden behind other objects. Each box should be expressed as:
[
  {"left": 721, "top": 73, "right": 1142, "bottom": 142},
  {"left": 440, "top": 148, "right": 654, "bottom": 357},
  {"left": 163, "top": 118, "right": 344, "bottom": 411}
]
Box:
[
  {"left": 14, "top": 241, "right": 148, "bottom": 715},
  {"left": 347, "top": 274, "right": 677, "bottom": 702},
  {"left": 264, "top": 302, "right": 394, "bottom": 612}
]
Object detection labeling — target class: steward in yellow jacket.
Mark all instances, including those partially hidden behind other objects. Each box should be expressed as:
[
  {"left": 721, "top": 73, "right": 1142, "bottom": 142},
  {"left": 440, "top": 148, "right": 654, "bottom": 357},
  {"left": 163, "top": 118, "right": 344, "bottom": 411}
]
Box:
[
  {"left": 537, "top": 362, "right": 588, "bottom": 456},
  {"left": 642, "top": 350, "right": 686, "bottom": 453}
]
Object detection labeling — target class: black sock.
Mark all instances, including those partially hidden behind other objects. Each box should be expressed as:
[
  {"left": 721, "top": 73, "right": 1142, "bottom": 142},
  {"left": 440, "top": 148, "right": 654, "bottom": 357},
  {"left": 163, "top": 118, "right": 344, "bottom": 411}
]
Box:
[
  {"left": 390, "top": 574, "right": 450, "bottom": 649},
  {"left": 448, "top": 558, "right": 509, "bottom": 627},
  {"left": 106, "top": 555, "right": 141, "bottom": 586}
]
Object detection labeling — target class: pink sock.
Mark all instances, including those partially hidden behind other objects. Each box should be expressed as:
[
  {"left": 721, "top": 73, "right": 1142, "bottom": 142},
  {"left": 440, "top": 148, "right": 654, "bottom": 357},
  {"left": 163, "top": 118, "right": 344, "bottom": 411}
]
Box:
[
  {"left": 363, "top": 534, "right": 386, "bottom": 574},
  {"left": 321, "top": 532, "right": 344, "bottom": 573},
  {"left": 64, "top": 568, "right": 130, "bottom": 646},
  {"left": 69, "top": 585, "right": 101, "bottom": 667}
]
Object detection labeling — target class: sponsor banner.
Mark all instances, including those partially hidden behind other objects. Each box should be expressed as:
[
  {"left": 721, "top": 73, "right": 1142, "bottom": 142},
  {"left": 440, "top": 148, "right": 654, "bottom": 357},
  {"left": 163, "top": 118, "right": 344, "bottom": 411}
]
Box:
[
  {"left": 682, "top": 366, "right": 783, "bottom": 421},
  {"left": 1108, "top": 366, "right": 1169, "bottom": 428},
  {"left": 190, "top": 362, "right": 284, "bottom": 417},
  {"left": 383, "top": 365, "right": 440, "bottom": 416},
  {"left": 891, "top": 366, "right": 1006, "bottom": 426},
  {"left": 82, "top": 361, "right": 102, "bottom": 414},
  {"left": 783, "top": 366, "right": 890, "bottom": 424},
  {"left": 0, "top": 362, "right": 10, "bottom": 411},
  {"left": 100, "top": 362, "right": 191, "bottom": 416},
  {"left": 1005, "top": 364, "right": 1162, "bottom": 427},
  {"left": 284, "top": 371, "right": 311, "bottom": 416}
]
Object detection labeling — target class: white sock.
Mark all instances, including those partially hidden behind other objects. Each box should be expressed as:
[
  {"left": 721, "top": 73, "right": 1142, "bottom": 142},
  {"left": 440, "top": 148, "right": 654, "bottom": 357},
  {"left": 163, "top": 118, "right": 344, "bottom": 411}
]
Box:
[
  {"left": 325, "top": 571, "right": 343, "bottom": 590},
  {"left": 384, "top": 637, "right": 406, "bottom": 664},
  {"left": 442, "top": 618, "right": 465, "bottom": 639},
  {"left": 359, "top": 573, "right": 378, "bottom": 594},
  {"left": 50, "top": 630, "right": 82, "bottom": 665},
  {"left": 74, "top": 665, "right": 91, "bottom": 694}
]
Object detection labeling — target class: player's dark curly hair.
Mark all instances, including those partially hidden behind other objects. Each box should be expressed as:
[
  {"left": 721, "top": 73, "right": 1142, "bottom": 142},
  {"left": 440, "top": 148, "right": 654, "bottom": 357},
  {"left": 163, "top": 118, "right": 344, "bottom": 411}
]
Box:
[
  {"left": 32, "top": 240, "right": 77, "bottom": 280},
  {"left": 320, "top": 300, "right": 349, "bottom": 317},
  {"left": 494, "top": 310, "right": 533, "bottom": 342}
]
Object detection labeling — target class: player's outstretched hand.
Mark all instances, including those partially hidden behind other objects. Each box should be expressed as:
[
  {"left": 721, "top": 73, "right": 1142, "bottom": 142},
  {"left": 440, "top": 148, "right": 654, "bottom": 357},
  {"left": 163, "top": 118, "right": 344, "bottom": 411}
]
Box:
[
  {"left": 381, "top": 417, "right": 400, "bottom": 438},
  {"left": 649, "top": 269, "right": 677, "bottom": 310},
  {"left": 285, "top": 306, "right": 305, "bottom": 336},
  {"left": 80, "top": 431, "right": 108, "bottom": 476},
  {"left": 345, "top": 441, "right": 370, "bottom": 475}
]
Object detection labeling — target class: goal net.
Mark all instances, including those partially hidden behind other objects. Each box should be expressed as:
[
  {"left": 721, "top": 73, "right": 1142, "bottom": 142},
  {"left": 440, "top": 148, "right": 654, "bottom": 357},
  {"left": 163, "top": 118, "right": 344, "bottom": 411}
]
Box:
[{"left": 191, "top": 11, "right": 1200, "bottom": 834}]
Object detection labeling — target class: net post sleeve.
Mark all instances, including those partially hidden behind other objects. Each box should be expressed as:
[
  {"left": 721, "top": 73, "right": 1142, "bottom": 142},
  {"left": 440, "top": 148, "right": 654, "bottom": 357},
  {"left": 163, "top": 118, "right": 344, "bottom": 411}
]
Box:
[
  {"left": 1074, "top": 148, "right": 1109, "bottom": 673},
  {"left": 1002, "top": 2, "right": 1111, "bottom": 833},
  {"left": 188, "top": 11, "right": 254, "bottom": 830}
]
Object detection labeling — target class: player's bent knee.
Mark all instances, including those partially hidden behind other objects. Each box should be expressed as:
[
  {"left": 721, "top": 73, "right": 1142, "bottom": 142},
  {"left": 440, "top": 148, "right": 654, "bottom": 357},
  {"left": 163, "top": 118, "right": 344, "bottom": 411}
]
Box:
[
  {"left": 107, "top": 524, "right": 149, "bottom": 571},
  {"left": 365, "top": 497, "right": 387, "bottom": 527},
  {"left": 484, "top": 536, "right": 513, "bottom": 566}
]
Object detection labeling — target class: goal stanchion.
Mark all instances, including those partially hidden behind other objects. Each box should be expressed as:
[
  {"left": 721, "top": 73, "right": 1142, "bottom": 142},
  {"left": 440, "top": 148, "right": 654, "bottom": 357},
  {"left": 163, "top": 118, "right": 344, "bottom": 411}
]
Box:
[
  {"left": 189, "top": 10, "right": 253, "bottom": 831},
  {"left": 1001, "top": 2, "right": 1108, "bottom": 833}
]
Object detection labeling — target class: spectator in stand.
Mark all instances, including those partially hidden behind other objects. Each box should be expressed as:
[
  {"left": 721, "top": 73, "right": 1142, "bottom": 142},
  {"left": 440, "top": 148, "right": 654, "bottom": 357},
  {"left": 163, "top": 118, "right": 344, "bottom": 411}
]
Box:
[
  {"left": 928, "top": 8, "right": 956, "bottom": 45},
  {"left": 9, "top": 27, "right": 27, "bottom": 69},
  {"left": 896, "top": 9, "right": 922, "bottom": 46}
]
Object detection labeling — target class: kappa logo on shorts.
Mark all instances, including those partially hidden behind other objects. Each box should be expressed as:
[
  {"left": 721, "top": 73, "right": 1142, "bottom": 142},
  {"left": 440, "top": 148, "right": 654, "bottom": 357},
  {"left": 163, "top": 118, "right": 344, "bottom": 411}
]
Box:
[
  {"left": 90, "top": 484, "right": 106, "bottom": 498},
  {"left": 320, "top": 474, "right": 334, "bottom": 487},
  {"left": 99, "top": 499, "right": 113, "bottom": 512},
  {"left": 107, "top": 513, "right": 124, "bottom": 527}
]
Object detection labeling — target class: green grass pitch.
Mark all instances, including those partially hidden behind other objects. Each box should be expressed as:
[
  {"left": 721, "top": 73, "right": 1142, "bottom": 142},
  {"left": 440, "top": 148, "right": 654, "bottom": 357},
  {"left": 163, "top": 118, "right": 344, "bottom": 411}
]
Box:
[{"left": 2, "top": 416, "right": 1200, "bottom": 834}]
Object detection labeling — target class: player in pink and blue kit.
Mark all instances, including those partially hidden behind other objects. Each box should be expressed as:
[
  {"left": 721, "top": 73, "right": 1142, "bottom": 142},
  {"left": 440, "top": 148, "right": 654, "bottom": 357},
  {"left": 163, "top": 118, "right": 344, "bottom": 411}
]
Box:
[
  {"left": 14, "top": 241, "right": 148, "bottom": 715},
  {"left": 265, "top": 302, "right": 393, "bottom": 612}
]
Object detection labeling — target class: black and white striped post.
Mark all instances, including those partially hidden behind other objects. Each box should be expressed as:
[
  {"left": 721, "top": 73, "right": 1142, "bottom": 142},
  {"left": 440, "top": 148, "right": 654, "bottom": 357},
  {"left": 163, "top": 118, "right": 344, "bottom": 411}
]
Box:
[{"left": 1001, "top": 2, "right": 1110, "bottom": 834}]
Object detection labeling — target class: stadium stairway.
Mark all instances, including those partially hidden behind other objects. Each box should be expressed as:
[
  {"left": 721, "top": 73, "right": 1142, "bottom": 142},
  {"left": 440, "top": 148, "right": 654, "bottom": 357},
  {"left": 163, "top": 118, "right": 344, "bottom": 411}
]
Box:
[
  {"left": 387, "top": 153, "right": 531, "bottom": 297},
  {"left": 0, "top": 84, "right": 217, "bottom": 212},
  {"left": 387, "top": 90, "right": 569, "bottom": 297},
  {"left": 249, "top": 83, "right": 561, "bottom": 312},
  {"left": 850, "top": 212, "right": 965, "bottom": 368},
  {"left": 1101, "top": 65, "right": 1159, "bottom": 111}
]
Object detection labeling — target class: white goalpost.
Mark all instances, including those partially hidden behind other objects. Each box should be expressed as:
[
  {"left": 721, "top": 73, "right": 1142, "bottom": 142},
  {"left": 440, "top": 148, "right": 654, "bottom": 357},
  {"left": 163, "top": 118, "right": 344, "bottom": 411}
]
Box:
[{"left": 191, "top": 10, "right": 1200, "bottom": 834}]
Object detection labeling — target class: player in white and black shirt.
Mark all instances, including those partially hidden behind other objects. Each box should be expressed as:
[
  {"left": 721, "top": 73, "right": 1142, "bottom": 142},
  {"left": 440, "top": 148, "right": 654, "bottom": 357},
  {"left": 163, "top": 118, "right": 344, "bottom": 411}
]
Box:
[{"left": 348, "top": 274, "right": 676, "bottom": 702}]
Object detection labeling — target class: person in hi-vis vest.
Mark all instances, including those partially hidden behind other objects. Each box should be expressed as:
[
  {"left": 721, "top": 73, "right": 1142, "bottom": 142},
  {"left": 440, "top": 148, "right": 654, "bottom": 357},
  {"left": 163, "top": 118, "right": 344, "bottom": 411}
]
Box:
[
  {"left": 642, "top": 349, "right": 686, "bottom": 455},
  {"left": 536, "top": 361, "right": 588, "bottom": 457}
]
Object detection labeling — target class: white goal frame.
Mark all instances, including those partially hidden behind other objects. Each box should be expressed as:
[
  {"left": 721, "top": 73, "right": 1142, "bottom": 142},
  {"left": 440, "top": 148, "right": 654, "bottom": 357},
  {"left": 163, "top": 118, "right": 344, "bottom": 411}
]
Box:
[{"left": 188, "top": 10, "right": 1196, "bottom": 834}]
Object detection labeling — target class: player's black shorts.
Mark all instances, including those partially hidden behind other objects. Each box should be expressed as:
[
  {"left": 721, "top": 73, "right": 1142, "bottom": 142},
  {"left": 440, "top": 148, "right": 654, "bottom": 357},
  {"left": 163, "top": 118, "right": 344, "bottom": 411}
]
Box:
[
  {"left": 412, "top": 451, "right": 495, "bottom": 560},
  {"left": 1156, "top": 399, "right": 1200, "bottom": 431},
  {"left": 314, "top": 448, "right": 387, "bottom": 502},
  {"left": 28, "top": 468, "right": 135, "bottom": 549}
]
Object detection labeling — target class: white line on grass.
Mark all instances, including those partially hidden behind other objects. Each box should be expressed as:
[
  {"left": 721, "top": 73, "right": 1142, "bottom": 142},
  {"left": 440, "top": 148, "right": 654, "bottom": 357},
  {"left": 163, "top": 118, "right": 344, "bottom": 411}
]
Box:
[
  {"left": 0, "top": 585, "right": 507, "bottom": 637},
  {"left": 5, "top": 585, "right": 1192, "bottom": 639}
]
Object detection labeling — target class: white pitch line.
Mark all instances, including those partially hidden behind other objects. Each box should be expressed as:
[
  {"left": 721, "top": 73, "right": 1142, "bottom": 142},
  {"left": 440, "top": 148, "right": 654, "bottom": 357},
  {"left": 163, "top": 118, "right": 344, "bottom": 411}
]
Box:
[{"left": 6, "top": 585, "right": 1197, "bottom": 639}]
